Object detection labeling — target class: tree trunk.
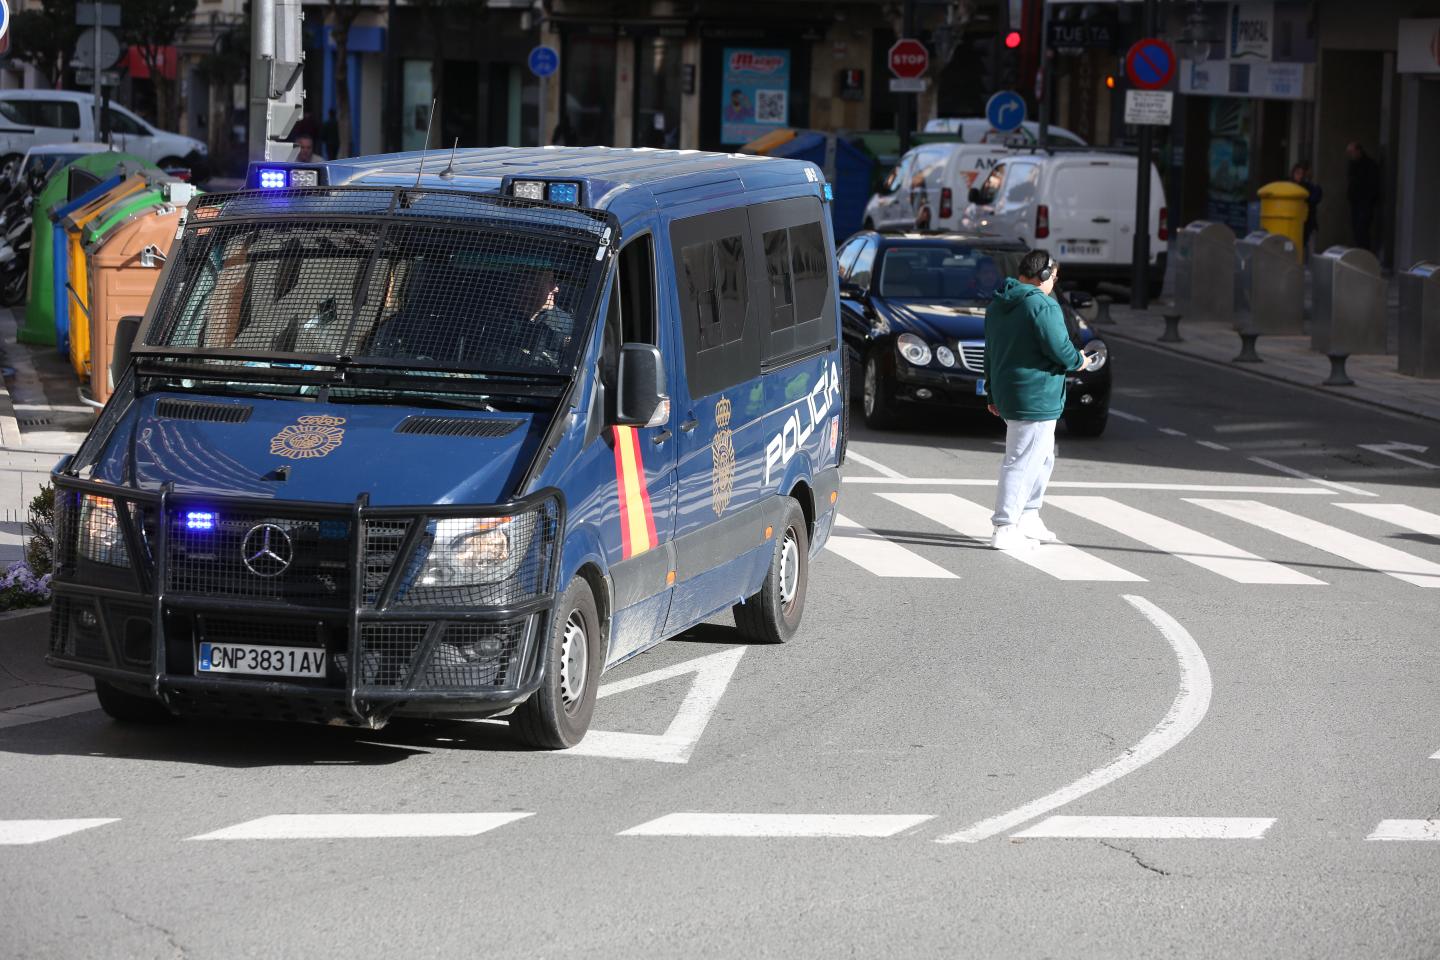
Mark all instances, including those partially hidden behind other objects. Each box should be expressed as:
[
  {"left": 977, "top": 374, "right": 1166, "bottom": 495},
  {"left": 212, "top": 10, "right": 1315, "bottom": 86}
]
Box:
[{"left": 331, "top": 11, "right": 359, "bottom": 157}]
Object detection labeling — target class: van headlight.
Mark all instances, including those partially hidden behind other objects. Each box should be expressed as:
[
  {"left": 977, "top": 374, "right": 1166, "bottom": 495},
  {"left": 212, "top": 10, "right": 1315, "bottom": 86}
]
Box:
[
  {"left": 77, "top": 495, "right": 129, "bottom": 566},
  {"left": 896, "top": 333, "right": 932, "bottom": 367},
  {"left": 420, "top": 517, "right": 532, "bottom": 586}
]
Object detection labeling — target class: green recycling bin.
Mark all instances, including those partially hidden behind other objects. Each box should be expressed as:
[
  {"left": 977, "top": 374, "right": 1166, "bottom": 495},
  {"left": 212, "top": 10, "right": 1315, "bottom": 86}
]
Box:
[{"left": 19, "top": 151, "right": 155, "bottom": 345}]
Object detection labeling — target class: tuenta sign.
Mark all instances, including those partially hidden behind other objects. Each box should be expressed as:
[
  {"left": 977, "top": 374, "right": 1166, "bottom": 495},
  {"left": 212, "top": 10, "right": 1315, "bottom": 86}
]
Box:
[
  {"left": 888, "top": 38, "right": 928, "bottom": 80},
  {"left": 1048, "top": 22, "right": 1114, "bottom": 50},
  {"left": 1124, "top": 89, "right": 1173, "bottom": 126}
]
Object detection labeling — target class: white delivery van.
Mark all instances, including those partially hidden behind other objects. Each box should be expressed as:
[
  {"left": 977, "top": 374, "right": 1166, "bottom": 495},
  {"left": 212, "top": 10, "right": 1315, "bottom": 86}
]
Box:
[
  {"left": 923, "top": 118, "right": 1088, "bottom": 147},
  {"left": 959, "top": 151, "right": 1167, "bottom": 293},
  {"left": 863, "top": 142, "right": 1016, "bottom": 234},
  {"left": 0, "top": 91, "right": 206, "bottom": 171}
]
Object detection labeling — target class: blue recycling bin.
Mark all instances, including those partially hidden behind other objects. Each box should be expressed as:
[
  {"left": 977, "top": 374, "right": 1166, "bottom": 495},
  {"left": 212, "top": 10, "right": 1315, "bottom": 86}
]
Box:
[{"left": 766, "top": 132, "right": 874, "bottom": 243}]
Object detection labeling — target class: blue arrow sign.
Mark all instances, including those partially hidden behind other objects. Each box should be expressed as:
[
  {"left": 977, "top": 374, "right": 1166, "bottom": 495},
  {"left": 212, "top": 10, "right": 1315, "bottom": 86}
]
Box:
[
  {"left": 0, "top": 0, "right": 10, "bottom": 42},
  {"left": 986, "top": 90, "right": 1026, "bottom": 134},
  {"left": 528, "top": 45, "right": 559, "bottom": 79}
]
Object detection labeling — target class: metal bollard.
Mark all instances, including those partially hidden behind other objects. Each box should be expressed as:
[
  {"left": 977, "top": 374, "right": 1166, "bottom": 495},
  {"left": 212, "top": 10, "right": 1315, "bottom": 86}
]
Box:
[
  {"left": 1094, "top": 295, "right": 1114, "bottom": 325},
  {"left": 1311, "top": 246, "right": 1385, "bottom": 389},
  {"left": 1398, "top": 262, "right": 1440, "bottom": 379},
  {"left": 1323, "top": 354, "right": 1355, "bottom": 386},
  {"left": 1159, "top": 313, "right": 1183, "bottom": 342},
  {"left": 1235, "top": 231, "right": 1304, "bottom": 336},
  {"left": 1174, "top": 221, "right": 1236, "bottom": 326},
  {"left": 1234, "top": 333, "right": 1263, "bottom": 363}
]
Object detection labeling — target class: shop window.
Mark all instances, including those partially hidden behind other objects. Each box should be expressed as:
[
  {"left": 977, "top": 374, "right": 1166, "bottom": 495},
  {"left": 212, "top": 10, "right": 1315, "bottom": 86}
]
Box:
[
  {"left": 560, "top": 34, "right": 616, "bottom": 146},
  {"left": 635, "top": 37, "right": 683, "bottom": 148}
]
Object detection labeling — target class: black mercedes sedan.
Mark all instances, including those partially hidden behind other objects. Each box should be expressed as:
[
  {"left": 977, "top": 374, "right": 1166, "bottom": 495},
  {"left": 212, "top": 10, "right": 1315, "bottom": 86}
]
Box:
[{"left": 837, "top": 231, "right": 1112, "bottom": 435}]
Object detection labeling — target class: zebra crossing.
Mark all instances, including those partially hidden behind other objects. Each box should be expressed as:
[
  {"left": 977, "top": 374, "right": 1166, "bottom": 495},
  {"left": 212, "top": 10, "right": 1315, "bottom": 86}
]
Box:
[{"left": 825, "top": 487, "right": 1440, "bottom": 589}]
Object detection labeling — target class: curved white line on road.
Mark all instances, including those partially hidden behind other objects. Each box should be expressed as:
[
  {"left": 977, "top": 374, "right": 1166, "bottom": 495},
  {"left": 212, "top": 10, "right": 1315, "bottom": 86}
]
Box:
[{"left": 935, "top": 595, "right": 1212, "bottom": 844}]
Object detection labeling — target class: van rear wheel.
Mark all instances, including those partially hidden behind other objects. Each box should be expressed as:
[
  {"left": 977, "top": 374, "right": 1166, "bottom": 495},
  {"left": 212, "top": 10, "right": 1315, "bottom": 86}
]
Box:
[
  {"left": 733, "top": 499, "right": 809, "bottom": 644},
  {"left": 511, "top": 578, "right": 601, "bottom": 749}
]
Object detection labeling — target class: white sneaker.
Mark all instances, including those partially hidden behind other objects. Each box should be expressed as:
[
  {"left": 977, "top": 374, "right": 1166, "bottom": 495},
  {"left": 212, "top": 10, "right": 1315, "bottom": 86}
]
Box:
[
  {"left": 1019, "top": 511, "right": 1059, "bottom": 543},
  {"left": 990, "top": 524, "right": 1034, "bottom": 552}
]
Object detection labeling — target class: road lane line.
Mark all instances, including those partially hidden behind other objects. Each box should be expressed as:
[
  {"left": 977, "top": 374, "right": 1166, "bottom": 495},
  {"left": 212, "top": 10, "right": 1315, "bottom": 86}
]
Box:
[
  {"left": 844, "top": 449, "right": 907, "bottom": 479},
  {"left": 845, "top": 477, "right": 1332, "bottom": 494},
  {"left": 1335, "top": 503, "right": 1440, "bottom": 538},
  {"left": 0, "top": 819, "right": 118, "bottom": 845},
  {"left": 937, "top": 595, "right": 1211, "bottom": 844},
  {"left": 1247, "top": 457, "right": 1376, "bottom": 497},
  {"left": 1197, "top": 440, "right": 1230, "bottom": 451},
  {"left": 1109, "top": 409, "right": 1148, "bottom": 423},
  {"left": 1046, "top": 496, "right": 1324, "bottom": 585},
  {"left": 1158, "top": 427, "right": 1187, "bottom": 437},
  {"left": 188, "top": 813, "right": 533, "bottom": 841},
  {"left": 1188, "top": 499, "right": 1440, "bottom": 588},
  {"left": 824, "top": 514, "right": 958, "bottom": 579},
  {"left": 1366, "top": 820, "right": 1440, "bottom": 841},
  {"left": 1013, "top": 816, "right": 1274, "bottom": 839},
  {"left": 620, "top": 813, "right": 934, "bottom": 838},
  {"left": 883, "top": 492, "right": 1144, "bottom": 582}
]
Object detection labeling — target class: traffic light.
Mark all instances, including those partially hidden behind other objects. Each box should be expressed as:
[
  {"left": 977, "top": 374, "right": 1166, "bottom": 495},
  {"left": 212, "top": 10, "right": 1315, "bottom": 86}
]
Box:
[{"left": 1004, "top": 31, "right": 1023, "bottom": 50}]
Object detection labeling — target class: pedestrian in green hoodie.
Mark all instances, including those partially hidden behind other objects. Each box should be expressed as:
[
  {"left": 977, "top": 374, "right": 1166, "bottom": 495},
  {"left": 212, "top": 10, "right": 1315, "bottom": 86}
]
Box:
[{"left": 983, "top": 250, "right": 1096, "bottom": 551}]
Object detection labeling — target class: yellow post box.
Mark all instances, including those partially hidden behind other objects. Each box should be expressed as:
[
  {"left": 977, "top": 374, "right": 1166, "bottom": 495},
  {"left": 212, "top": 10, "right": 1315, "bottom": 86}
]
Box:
[{"left": 1258, "top": 181, "right": 1309, "bottom": 262}]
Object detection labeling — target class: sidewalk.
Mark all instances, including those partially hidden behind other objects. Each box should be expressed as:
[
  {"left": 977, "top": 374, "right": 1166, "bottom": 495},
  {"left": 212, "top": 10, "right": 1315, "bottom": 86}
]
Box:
[
  {"left": 1098, "top": 301, "right": 1440, "bottom": 424},
  {"left": 0, "top": 608, "right": 98, "bottom": 729}
]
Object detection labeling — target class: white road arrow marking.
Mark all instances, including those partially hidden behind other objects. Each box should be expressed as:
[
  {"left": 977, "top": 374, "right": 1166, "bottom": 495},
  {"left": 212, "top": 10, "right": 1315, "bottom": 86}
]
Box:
[{"left": 1359, "top": 442, "right": 1440, "bottom": 470}]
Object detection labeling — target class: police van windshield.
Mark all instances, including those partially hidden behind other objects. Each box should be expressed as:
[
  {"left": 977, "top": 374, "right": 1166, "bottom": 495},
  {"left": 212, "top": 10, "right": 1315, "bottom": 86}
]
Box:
[
  {"left": 878, "top": 244, "right": 1025, "bottom": 303},
  {"left": 142, "top": 206, "right": 603, "bottom": 378}
]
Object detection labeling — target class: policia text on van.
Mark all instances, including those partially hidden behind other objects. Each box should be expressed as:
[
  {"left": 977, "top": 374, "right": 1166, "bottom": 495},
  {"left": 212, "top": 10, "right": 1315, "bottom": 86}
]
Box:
[{"left": 46, "top": 149, "right": 846, "bottom": 748}]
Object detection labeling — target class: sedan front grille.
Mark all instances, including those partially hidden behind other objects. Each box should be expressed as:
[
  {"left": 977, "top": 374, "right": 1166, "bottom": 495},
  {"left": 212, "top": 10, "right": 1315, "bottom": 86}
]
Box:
[{"left": 958, "top": 342, "right": 985, "bottom": 373}]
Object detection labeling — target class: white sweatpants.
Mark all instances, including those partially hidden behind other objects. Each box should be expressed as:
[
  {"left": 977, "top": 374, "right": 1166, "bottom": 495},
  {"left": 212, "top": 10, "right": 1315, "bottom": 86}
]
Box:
[{"left": 992, "top": 418, "right": 1057, "bottom": 527}]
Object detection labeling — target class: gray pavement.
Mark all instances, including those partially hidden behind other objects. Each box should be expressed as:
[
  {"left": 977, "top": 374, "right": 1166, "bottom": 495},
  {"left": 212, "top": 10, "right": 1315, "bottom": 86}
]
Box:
[{"left": 2, "top": 339, "right": 1440, "bottom": 958}]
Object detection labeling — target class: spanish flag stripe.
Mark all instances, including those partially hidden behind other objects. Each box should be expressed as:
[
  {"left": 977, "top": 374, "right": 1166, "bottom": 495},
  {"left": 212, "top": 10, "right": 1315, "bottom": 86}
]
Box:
[
  {"left": 612, "top": 426, "right": 655, "bottom": 558},
  {"left": 613, "top": 426, "right": 636, "bottom": 558},
  {"left": 627, "top": 427, "right": 660, "bottom": 548}
]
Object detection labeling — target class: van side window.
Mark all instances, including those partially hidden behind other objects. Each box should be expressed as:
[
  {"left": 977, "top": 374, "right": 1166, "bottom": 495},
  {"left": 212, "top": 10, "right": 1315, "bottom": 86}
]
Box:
[
  {"left": 12, "top": 100, "right": 81, "bottom": 130},
  {"left": 602, "top": 235, "right": 659, "bottom": 392},
  {"left": 976, "top": 165, "right": 1006, "bottom": 204},
  {"left": 670, "top": 207, "right": 758, "bottom": 399},
  {"left": 750, "top": 197, "right": 833, "bottom": 365}
]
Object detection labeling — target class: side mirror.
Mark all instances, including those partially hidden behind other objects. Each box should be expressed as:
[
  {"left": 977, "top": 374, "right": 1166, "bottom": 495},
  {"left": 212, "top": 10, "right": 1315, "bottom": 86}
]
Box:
[
  {"left": 840, "top": 281, "right": 864, "bottom": 299},
  {"left": 615, "top": 343, "right": 669, "bottom": 428},
  {"left": 112, "top": 315, "right": 142, "bottom": 385},
  {"left": 968, "top": 187, "right": 981, "bottom": 204}
]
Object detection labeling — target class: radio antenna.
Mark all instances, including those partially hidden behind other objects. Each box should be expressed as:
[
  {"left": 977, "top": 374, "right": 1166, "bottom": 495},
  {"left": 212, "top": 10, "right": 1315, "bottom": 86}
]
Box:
[
  {"left": 413, "top": 98, "right": 437, "bottom": 187},
  {"left": 439, "top": 137, "right": 460, "bottom": 179}
]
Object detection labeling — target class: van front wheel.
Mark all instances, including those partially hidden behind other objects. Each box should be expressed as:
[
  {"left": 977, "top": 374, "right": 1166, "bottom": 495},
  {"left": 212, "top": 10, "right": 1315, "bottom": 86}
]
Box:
[
  {"left": 733, "top": 499, "right": 809, "bottom": 644},
  {"left": 95, "top": 679, "right": 174, "bottom": 724},
  {"left": 512, "top": 578, "right": 602, "bottom": 749}
]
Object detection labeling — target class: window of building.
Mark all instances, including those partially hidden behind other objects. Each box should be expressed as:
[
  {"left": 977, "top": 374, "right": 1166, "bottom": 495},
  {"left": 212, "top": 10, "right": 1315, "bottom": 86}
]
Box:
[
  {"left": 635, "top": 36, "right": 683, "bottom": 148},
  {"left": 560, "top": 33, "right": 616, "bottom": 146}
]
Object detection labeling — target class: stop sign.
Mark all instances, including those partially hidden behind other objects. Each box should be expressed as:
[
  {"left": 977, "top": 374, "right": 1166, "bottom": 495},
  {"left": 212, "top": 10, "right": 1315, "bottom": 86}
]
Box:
[{"left": 888, "top": 38, "right": 929, "bottom": 79}]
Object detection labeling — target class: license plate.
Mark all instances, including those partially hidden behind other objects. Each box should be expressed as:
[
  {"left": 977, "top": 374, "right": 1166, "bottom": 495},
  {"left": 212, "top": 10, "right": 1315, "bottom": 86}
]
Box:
[
  {"left": 197, "top": 642, "right": 327, "bottom": 679},
  {"left": 1060, "top": 242, "right": 1103, "bottom": 257},
  {"left": 975, "top": 379, "right": 987, "bottom": 396}
]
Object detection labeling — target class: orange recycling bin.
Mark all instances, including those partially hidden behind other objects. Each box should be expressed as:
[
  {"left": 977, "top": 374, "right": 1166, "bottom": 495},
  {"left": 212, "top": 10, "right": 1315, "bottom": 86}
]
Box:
[{"left": 86, "top": 193, "right": 192, "bottom": 405}]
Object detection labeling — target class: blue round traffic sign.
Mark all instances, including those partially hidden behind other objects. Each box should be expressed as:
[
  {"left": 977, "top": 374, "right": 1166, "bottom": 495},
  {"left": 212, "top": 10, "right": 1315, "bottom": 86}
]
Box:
[
  {"left": 0, "top": 0, "right": 10, "bottom": 42},
  {"left": 1126, "top": 38, "right": 1176, "bottom": 91},
  {"left": 528, "top": 45, "right": 559, "bottom": 79},
  {"left": 985, "top": 91, "right": 1026, "bottom": 134}
]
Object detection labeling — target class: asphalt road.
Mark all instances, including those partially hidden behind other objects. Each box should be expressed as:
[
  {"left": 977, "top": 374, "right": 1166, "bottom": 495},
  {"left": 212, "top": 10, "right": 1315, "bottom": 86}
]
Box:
[{"left": 4, "top": 339, "right": 1440, "bottom": 959}]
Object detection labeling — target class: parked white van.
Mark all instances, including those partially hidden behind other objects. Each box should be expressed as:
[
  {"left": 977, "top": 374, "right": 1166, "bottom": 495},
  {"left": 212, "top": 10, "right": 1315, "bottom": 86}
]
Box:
[
  {"left": 959, "top": 151, "right": 1167, "bottom": 293},
  {"left": 0, "top": 90, "right": 205, "bottom": 171},
  {"left": 863, "top": 142, "right": 1017, "bottom": 234},
  {"left": 923, "top": 118, "right": 1088, "bottom": 147}
]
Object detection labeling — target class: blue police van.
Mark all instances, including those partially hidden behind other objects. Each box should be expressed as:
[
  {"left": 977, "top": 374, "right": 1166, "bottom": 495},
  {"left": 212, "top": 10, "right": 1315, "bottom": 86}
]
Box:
[{"left": 46, "top": 147, "right": 846, "bottom": 748}]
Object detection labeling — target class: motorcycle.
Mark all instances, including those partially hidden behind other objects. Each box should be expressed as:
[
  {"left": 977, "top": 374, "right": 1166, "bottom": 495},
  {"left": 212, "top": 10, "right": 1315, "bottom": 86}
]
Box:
[{"left": 0, "top": 165, "right": 45, "bottom": 306}]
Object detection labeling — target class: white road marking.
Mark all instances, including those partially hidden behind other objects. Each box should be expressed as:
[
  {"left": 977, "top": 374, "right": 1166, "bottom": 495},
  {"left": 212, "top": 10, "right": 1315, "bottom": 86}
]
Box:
[
  {"left": 1432, "top": 749, "right": 1440, "bottom": 760},
  {"left": 1188, "top": 499, "right": 1440, "bottom": 588},
  {"left": 883, "top": 492, "right": 1144, "bottom": 582},
  {"left": 1012, "top": 816, "right": 1274, "bottom": 839},
  {"left": 1335, "top": 503, "right": 1440, "bottom": 538},
  {"left": 1158, "top": 427, "right": 1187, "bottom": 437},
  {"left": 1247, "top": 456, "right": 1376, "bottom": 497},
  {"left": 825, "top": 514, "right": 958, "bottom": 579},
  {"left": 937, "top": 595, "right": 1210, "bottom": 844},
  {"left": 844, "top": 449, "right": 907, "bottom": 479},
  {"left": 619, "top": 813, "right": 934, "bottom": 838},
  {"left": 1366, "top": 820, "right": 1440, "bottom": 841},
  {"left": 0, "top": 818, "right": 118, "bottom": 845},
  {"left": 844, "top": 477, "right": 1331, "bottom": 494},
  {"left": 1046, "top": 496, "right": 1323, "bottom": 585},
  {"left": 188, "top": 813, "right": 532, "bottom": 841},
  {"left": 1197, "top": 440, "right": 1230, "bottom": 451},
  {"left": 1358, "top": 442, "right": 1439, "bottom": 470},
  {"left": 1109, "top": 409, "right": 1148, "bottom": 423}
]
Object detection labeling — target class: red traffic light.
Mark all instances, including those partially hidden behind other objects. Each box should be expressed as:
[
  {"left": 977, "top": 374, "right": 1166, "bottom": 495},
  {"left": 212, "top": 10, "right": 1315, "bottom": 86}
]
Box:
[{"left": 1004, "top": 30, "right": 1023, "bottom": 49}]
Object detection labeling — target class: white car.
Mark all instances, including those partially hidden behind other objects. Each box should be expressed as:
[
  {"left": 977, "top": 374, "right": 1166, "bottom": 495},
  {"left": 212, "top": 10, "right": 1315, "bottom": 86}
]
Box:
[
  {"left": 8, "top": 141, "right": 112, "bottom": 186},
  {"left": 923, "top": 117, "right": 1088, "bottom": 146},
  {"left": 863, "top": 142, "right": 1019, "bottom": 234},
  {"left": 0, "top": 90, "right": 205, "bottom": 171},
  {"left": 959, "top": 151, "right": 1168, "bottom": 293}
]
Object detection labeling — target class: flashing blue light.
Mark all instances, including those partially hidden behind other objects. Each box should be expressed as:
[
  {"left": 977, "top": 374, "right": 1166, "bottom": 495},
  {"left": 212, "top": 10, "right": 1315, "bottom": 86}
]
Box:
[
  {"left": 258, "top": 169, "right": 287, "bottom": 189},
  {"left": 185, "top": 511, "right": 216, "bottom": 531},
  {"left": 546, "top": 182, "right": 580, "bottom": 205},
  {"left": 822, "top": 182, "right": 833, "bottom": 201}
]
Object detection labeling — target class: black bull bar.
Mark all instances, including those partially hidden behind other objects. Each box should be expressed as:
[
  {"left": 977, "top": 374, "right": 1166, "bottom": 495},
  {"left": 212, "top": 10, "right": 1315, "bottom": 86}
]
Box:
[{"left": 45, "top": 466, "right": 564, "bottom": 727}]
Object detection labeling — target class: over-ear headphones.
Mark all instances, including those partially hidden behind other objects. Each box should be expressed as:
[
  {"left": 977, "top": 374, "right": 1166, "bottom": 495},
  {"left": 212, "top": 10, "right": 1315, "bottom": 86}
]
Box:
[{"left": 1037, "top": 257, "right": 1054, "bottom": 282}]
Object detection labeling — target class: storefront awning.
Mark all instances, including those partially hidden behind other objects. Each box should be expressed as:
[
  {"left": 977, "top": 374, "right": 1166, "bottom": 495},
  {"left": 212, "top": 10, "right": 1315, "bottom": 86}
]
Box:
[{"left": 124, "top": 46, "right": 178, "bottom": 81}]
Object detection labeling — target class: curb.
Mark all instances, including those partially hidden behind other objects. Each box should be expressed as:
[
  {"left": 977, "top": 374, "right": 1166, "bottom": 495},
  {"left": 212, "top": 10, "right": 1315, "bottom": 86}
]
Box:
[
  {"left": 0, "top": 360, "right": 21, "bottom": 447},
  {"left": 0, "top": 605, "right": 49, "bottom": 623},
  {"left": 1104, "top": 325, "right": 1440, "bottom": 427}
]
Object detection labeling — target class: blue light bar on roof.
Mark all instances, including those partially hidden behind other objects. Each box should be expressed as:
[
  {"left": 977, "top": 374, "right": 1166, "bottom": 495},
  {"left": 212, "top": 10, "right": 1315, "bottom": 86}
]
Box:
[
  {"left": 258, "top": 169, "right": 287, "bottom": 189},
  {"left": 822, "top": 182, "right": 833, "bottom": 201},
  {"left": 547, "top": 182, "right": 580, "bottom": 205}
]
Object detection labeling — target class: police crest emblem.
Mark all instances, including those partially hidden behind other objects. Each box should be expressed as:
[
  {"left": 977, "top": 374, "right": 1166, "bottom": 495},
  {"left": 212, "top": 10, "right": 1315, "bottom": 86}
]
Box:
[
  {"left": 270, "top": 414, "right": 347, "bottom": 460},
  {"left": 711, "top": 397, "right": 735, "bottom": 516}
]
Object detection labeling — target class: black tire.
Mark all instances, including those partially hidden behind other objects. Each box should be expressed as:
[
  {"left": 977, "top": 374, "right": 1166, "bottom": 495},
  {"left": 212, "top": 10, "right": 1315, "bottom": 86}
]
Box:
[
  {"left": 733, "top": 498, "right": 809, "bottom": 644},
  {"left": 95, "top": 679, "right": 174, "bottom": 724},
  {"left": 0, "top": 268, "right": 25, "bottom": 307},
  {"left": 1065, "top": 409, "right": 1109, "bottom": 437},
  {"left": 862, "top": 348, "right": 904, "bottom": 429},
  {"left": 511, "top": 578, "right": 602, "bottom": 749}
]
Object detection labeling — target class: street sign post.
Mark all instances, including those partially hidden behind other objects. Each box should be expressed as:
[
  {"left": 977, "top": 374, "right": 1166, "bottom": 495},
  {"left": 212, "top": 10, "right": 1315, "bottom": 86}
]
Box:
[
  {"left": 888, "top": 77, "right": 927, "bottom": 93},
  {"left": 1125, "top": 32, "right": 1172, "bottom": 311},
  {"left": 985, "top": 90, "right": 1026, "bottom": 134},
  {"left": 889, "top": 36, "right": 927, "bottom": 156},
  {"left": 529, "top": 45, "right": 559, "bottom": 145},
  {"left": 1124, "top": 89, "right": 1174, "bottom": 125},
  {"left": 74, "top": 2, "right": 118, "bottom": 27}
]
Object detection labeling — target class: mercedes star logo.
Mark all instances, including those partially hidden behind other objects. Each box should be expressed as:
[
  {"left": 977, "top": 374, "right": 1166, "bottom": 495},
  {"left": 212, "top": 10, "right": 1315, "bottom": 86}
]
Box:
[{"left": 241, "top": 523, "right": 294, "bottom": 577}]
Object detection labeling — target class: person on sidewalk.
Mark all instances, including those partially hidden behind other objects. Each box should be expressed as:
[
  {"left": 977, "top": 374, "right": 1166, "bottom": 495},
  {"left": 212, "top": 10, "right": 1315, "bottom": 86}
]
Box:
[
  {"left": 1345, "top": 141, "right": 1381, "bottom": 252},
  {"left": 983, "top": 250, "right": 1094, "bottom": 551},
  {"left": 1291, "top": 163, "right": 1322, "bottom": 256}
]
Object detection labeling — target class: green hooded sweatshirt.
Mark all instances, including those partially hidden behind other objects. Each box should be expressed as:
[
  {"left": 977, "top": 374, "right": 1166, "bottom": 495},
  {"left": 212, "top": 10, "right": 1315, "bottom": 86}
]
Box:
[{"left": 983, "top": 278, "right": 1083, "bottom": 422}]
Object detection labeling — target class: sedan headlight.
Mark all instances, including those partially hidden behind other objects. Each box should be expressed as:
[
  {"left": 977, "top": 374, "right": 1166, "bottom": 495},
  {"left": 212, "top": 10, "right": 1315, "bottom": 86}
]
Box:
[
  {"left": 935, "top": 345, "right": 956, "bottom": 368},
  {"left": 896, "top": 333, "right": 932, "bottom": 367},
  {"left": 419, "top": 516, "right": 532, "bottom": 586},
  {"left": 77, "top": 494, "right": 129, "bottom": 566},
  {"left": 1082, "top": 340, "right": 1108, "bottom": 371}
]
